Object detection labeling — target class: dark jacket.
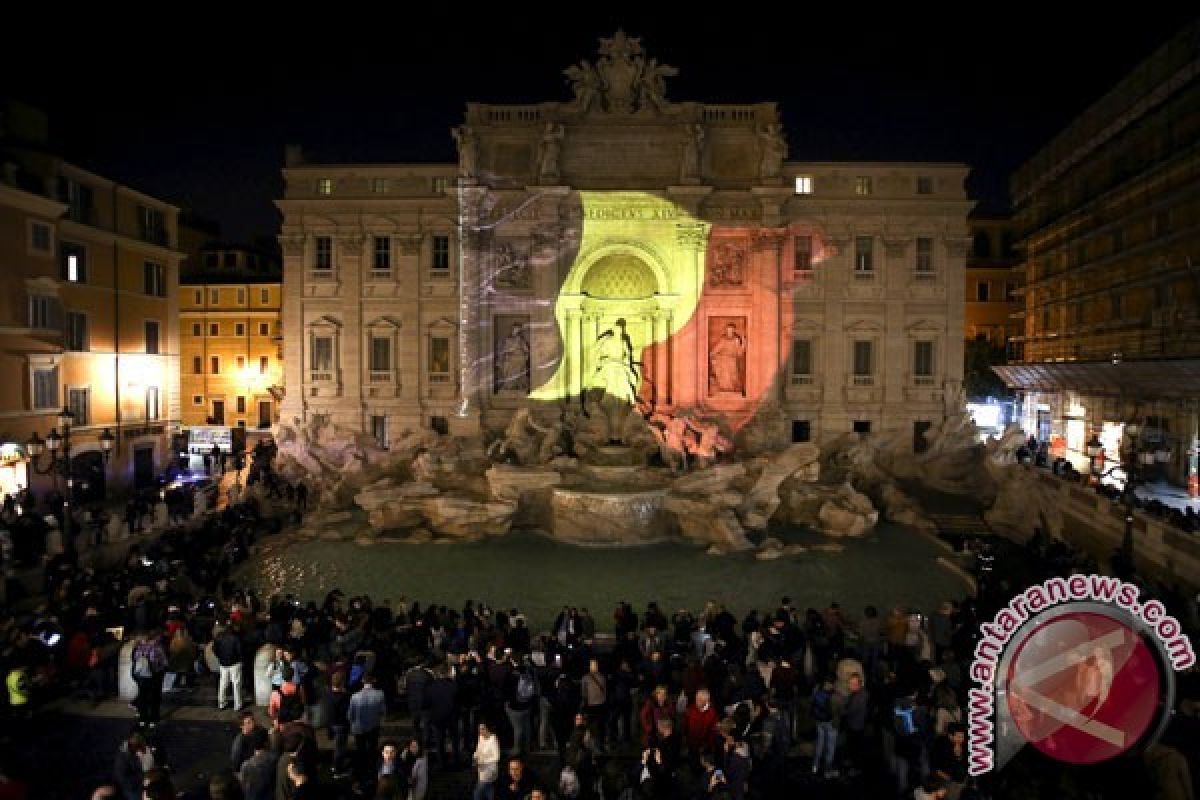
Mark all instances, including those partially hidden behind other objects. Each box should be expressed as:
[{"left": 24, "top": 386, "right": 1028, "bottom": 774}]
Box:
[
  {"left": 426, "top": 676, "right": 458, "bottom": 723},
  {"left": 214, "top": 629, "right": 243, "bottom": 668},
  {"left": 239, "top": 749, "right": 278, "bottom": 800}
]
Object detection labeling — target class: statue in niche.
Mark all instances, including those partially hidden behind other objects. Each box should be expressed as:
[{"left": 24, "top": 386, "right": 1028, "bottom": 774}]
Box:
[
  {"left": 537, "top": 122, "right": 565, "bottom": 184},
  {"left": 495, "top": 322, "right": 530, "bottom": 393},
  {"left": 451, "top": 125, "right": 478, "bottom": 178},
  {"left": 709, "top": 242, "right": 747, "bottom": 287},
  {"left": 680, "top": 124, "right": 705, "bottom": 184},
  {"left": 494, "top": 243, "right": 530, "bottom": 289},
  {"left": 758, "top": 123, "right": 787, "bottom": 181},
  {"left": 709, "top": 321, "right": 747, "bottom": 395},
  {"left": 582, "top": 318, "right": 641, "bottom": 445}
]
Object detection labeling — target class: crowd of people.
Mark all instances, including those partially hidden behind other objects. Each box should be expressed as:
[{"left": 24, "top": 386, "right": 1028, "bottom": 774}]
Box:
[{"left": 0, "top": 441, "right": 1197, "bottom": 800}]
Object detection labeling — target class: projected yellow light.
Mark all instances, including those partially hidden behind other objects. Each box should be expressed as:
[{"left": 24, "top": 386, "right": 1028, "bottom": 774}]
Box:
[{"left": 529, "top": 191, "right": 709, "bottom": 403}]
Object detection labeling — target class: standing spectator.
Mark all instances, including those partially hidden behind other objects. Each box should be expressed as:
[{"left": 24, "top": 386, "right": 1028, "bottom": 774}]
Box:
[
  {"left": 322, "top": 671, "right": 351, "bottom": 777},
  {"left": 683, "top": 688, "right": 719, "bottom": 759},
  {"left": 505, "top": 657, "right": 538, "bottom": 756},
  {"left": 472, "top": 722, "right": 500, "bottom": 800},
  {"left": 426, "top": 666, "right": 459, "bottom": 768},
  {"left": 232, "top": 711, "right": 266, "bottom": 773},
  {"left": 494, "top": 757, "right": 534, "bottom": 800},
  {"left": 404, "top": 661, "right": 431, "bottom": 738},
  {"left": 112, "top": 732, "right": 156, "bottom": 800},
  {"left": 239, "top": 730, "right": 277, "bottom": 800},
  {"left": 349, "top": 674, "right": 387, "bottom": 781},
  {"left": 810, "top": 676, "right": 837, "bottom": 777},
  {"left": 838, "top": 673, "right": 869, "bottom": 773},
  {"left": 215, "top": 624, "right": 245, "bottom": 711},
  {"left": 403, "top": 739, "right": 428, "bottom": 800},
  {"left": 130, "top": 630, "right": 168, "bottom": 728},
  {"left": 581, "top": 658, "right": 607, "bottom": 747}
]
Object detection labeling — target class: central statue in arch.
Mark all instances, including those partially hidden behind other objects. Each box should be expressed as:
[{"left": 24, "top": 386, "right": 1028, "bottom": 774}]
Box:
[{"left": 583, "top": 317, "right": 640, "bottom": 444}]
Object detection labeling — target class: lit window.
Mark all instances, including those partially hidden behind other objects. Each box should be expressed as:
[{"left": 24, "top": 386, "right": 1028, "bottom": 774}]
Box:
[
  {"left": 855, "top": 176, "right": 872, "bottom": 195},
  {"left": 317, "top": 178, "right": 334, "bottom": 195},
  {"left": 61, "top": 242, "right": 87, "bottom": 282},
  {"left": 794, "top": 175, "right": 813, "bottom": 195},
  {"left": 371, "top": 178, "right": 389, "bottom": 194},
  {"left": 432, "top": 177, "right": 449, "bottom": 194}
]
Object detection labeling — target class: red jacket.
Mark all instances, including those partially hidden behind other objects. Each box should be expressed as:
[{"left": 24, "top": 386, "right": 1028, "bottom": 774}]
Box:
[
  {"left": 639, "top": 696, "right": 675, "bottom": 744},
  {"left": 683, "top": 703, "right": 719, "bottom": 753}
]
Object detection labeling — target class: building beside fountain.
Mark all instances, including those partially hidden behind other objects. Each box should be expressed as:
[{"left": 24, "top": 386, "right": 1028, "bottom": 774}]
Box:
[{"left": 277, "top": 32, "right": 971, "bottom": 456}]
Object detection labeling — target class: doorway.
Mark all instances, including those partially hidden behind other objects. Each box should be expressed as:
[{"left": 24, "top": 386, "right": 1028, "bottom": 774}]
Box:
[
  {"left": 133, "top": 446, "right": 155, "bottom": 489},
  {"left": 212, "top": 400, "right": 225, "bottom": 426},
  {"left": 258, "top": 400, "right": 272, "bottom": 429}
]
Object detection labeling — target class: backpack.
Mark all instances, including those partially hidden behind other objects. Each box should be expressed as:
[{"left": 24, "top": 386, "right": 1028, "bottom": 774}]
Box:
[
  {"left": 516, "top": 671, "right": 537, "bottom": 704},
  {"left": 133, "top": 652, "right": 153, "bottom": 679},
  {"left": 810, "top": 687, "right": 833, "bottom": 722}
]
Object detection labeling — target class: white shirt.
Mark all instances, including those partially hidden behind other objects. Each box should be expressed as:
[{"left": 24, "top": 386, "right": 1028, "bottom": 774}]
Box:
[{"left": 474, "top": 734, "right": 499, "bottom": 783}]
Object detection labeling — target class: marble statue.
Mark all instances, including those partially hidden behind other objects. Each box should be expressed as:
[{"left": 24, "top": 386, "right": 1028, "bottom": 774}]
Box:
[
  {"left": 564, "top": 32, "right": 677, "bottom": 115},
  {"left": 583, "top": 318, "right": 640, "bottom": 444},
  {"left": 451, "top": 125, "right": 478, "bottom": 178},
  {"left": 709, "top": 322, "right": 747, "bottom": 394},
  {"left": 537, "top": 122, "right": 565, "bottom": 183},
  {"left": 495, "top": 322, "right": 531, "bottom": 393},
  {"left": 563, "top": 60, "right": 602, "bottom": 114},
  {"left": 681, "top": 124, "right": 704, "bottom": 183},
  {"left": 758, "top": 123, "right": 787, "bottom": 181}
]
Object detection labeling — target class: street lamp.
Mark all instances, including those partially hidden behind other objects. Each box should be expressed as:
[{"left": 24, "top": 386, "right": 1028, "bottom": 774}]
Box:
[{"left": 26, "top": 407, "right": 114, "bottom": 552}]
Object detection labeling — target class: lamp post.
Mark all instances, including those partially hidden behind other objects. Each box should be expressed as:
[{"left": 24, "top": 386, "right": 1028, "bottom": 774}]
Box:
[{"left": 26, "top": 407, "right": 115, "bottom": 552}]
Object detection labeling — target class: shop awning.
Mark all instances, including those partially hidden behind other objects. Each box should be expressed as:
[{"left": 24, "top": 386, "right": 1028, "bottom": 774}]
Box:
[{"left": 992, "top": 359, "right": 1200, "bottom": 397}]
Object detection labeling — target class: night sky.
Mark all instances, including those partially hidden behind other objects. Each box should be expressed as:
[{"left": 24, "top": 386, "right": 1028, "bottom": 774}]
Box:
[{"left": 4, "top": 12, "right": 1196, "bottom": 244}]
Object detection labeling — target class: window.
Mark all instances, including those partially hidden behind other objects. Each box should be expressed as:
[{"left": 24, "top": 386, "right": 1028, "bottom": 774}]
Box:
[
  {"left": 317, "top": 178, "right": 334, "bottom": 195},
  {"left": 259, "top": 322, "right": 270, "bottom": 336},
  {"left": 193, "top": 356, "right": 203, "bottom": 374},
  {"left": 194, "top": 289, "right": 202, "bottom": 305},
  {"left": 854, "top": 176, "right": 872, "bottom": 195},
  {"left": 311, "top": 337, "right": 333, "bottom": 373},
  {"left": 212, "top": 400, "right": 225, "bottom": 425},
  {"left": 143, "top": 261, "right": 165, "bottom": 296},
  {"left": 235, "top": 323, "right": 245, "bottom": 337},
  {"left": 791, "top": 420, "right": 811, "bottom": 443},
  {"left": 260, "top": 288, "right": 269, "bottom": 304},
  {"left": 236, "top": 288, "right": 246, "bottom": 304},
  {"left": 210, "top": 288, "right": 219, "bottom": 304},
  {"left": 853, "top": 341, "right": 873, "bottom": 377},
  {"left": 236, "top": 396, "right": 246, "bottom": 414},
  {"left": 29, "top": 295, "right": 59, "bottom": 329},
  {"left": 371, "top": 415, "right": 388, "bottom": 449},
  {"left": 794, "top": 236, "right": 813, "bottom": 271},
  {"left": 60, "top": 242, "right": 87, "bottom": 283},
  {"left": 223, "top": 252, "right": 237, "bottom": 268},
  {"left": 236, "top": 356, "right": 245, "bottom": 370},
  {"left": 259, "top": 356, "right": 269, "bottom": 374},
  {"left": 1111, "top": 293, "right": 1123, "bottom": 319},
  {"left": 429, "top": 337, "right": 450, "bottom": 379},
  {"left": 144, "top": 320, "right": 160, "bottom": 354},
  {"left": 432, "top": 177, "right": 449, "bottom": 194},
  {"left": 854, "top": 237, "right": 873, "bottom": 272},
  {"left": 913, "top": 341, "right": 934, "bottom": 380},
  {"left": 915, "top": 237, "right": 933, "bottom": 273},
  {"left": 976, "top": 282, "right": 990, "bottom": 302},
  {"left": 853, "top": 420, "right": 872, "bottom": 434},
  {"left": 314, "top": 236, "right": 332, "bottom": 270},
  {"left": 431, "top": 235, "right": 450, "bottom": 270},
  {"left": 369, "top": 336, "right": 391, "bottom": 373},
  {"left": 145, "top": 386, "right": 160, "bottom": 420},
  {"left": 65, "top": 312, "right": 88, "bottom": 351},
  {"left": 791, "top": 339, "right": 812, "bottom": 384},
  {"left": 29, "top": 221, "right": 52, "bottom": 253},
  {"left": 373, "top": 237, "right": 391, "bottom": 270},
  {"left": 794, "top": 175, "right": 813, "bottom": 194},
  {"left": 67, "top": 387, "right": 89, "bottom": 426},
  {"left": 137, "top": 206, "right": 167, "bottom": 246},
  {"left": 211, "top": 356, "right": 220, "bottom": 374},
  {"left": 57, "top": 178, "right": 94, "bottom": 224},
  {"left": 209, "top": 322, "right": 219, "bottom": 336},
  {"left": 916, "top": 176, "right": 933, "bottom": 195},
  {"left": 193, "top": 395, "right": 204, "bottom": 406},
  {"left": 371, "top": 178, "right": 389, "bottom": 194},
  {"left": 32, "top": 366, "right": 58, "bottom": 410}
]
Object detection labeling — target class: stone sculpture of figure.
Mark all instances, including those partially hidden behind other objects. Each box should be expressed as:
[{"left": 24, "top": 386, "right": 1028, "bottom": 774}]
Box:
[
  {"left": 537, "top": 122, "right": 565, "bottom": 184},
  {"left": 680, "top": 124, "right": 704, "bottom": 183},
  {"left": 637, "top": 57, "right": 678, "bottom": 113},
  {"left": 563, "top": 60, "right": 602, "bottom": 113},
  {"left": 496, "top": 322, "right": 530, "bottom": 393},
  {"left": 583, "top": 318, "right": 640, "bottom": 444},
  {"left": 495, "top": 243, "right": 529, "bottom": 289},
  {"left": 451, "top": 125, "right": 478, "bottom": 178},
  {"left": 649, "top": 412, "right": 691, "bottom": 473},
  {"left": 709, "top": 322, "right": 747, "bottom": 394},
  {"left": 685, "top": 417, "right": 732, "bottom": 468},
  {"left": 758, "top": 123, "right": 787, "bottom": 181}
]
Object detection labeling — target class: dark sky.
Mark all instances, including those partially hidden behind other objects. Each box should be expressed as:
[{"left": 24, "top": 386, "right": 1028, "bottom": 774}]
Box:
[{"left": 5, "top": 11, "right": 1196, "bottom": 243}]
